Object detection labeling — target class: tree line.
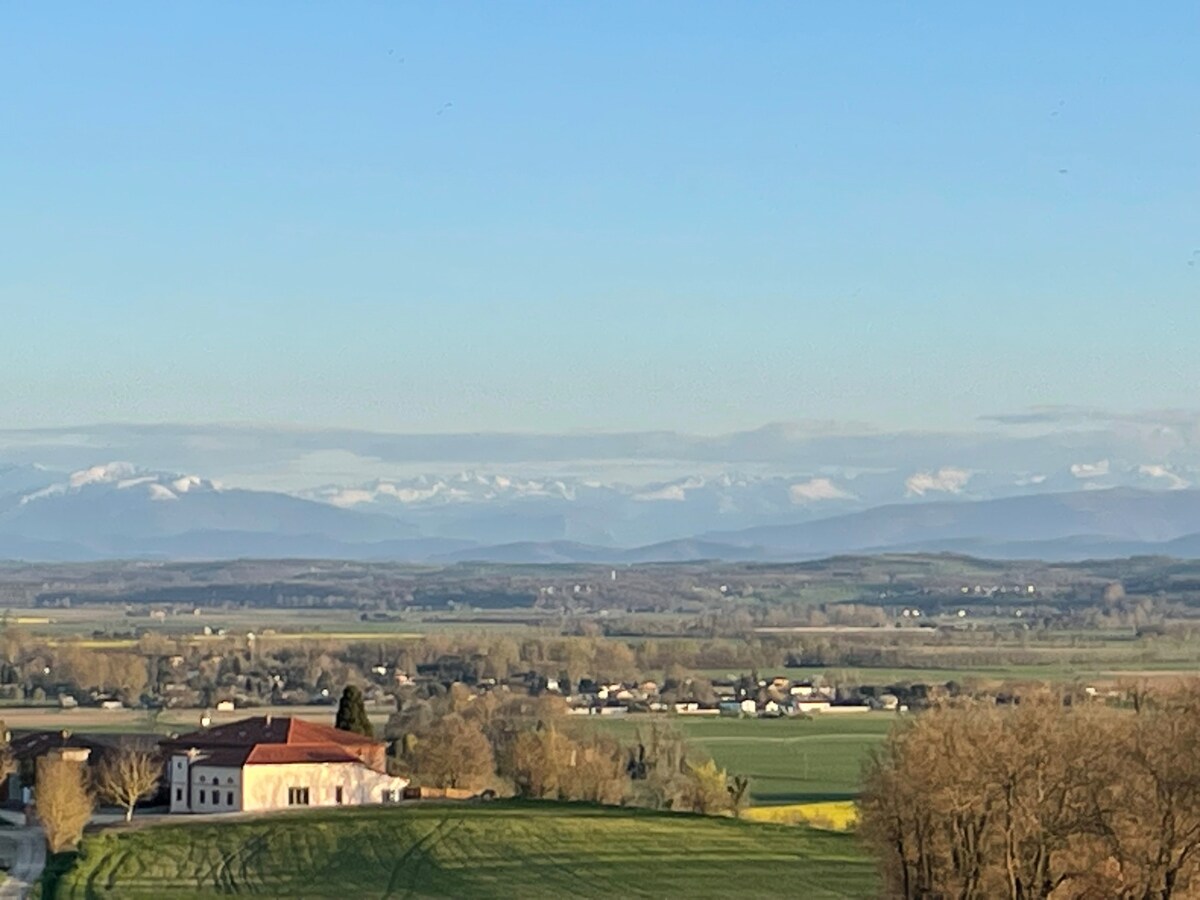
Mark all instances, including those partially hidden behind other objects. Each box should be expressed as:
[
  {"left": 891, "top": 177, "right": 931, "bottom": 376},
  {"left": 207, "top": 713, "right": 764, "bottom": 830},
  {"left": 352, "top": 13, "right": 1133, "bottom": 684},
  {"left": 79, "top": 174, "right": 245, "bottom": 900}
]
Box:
[
  {"left": 859, "top": 686, "right": 1200, "bottom": 899},
  {"left": 382, "top": 686, "right": 749, "bottom": 815}
]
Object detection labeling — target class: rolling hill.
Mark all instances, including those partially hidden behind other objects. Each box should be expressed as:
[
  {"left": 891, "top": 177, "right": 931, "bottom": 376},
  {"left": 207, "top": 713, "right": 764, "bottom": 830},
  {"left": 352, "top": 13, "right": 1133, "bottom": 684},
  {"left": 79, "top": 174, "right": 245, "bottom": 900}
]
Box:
[{"left": 43, "top": 802, "right": 875, "bottom": 899}]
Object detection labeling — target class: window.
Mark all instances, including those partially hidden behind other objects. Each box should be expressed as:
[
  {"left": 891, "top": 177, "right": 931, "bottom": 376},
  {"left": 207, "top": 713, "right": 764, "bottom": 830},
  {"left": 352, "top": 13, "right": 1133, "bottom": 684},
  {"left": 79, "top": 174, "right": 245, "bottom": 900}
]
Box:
[
  {"left": 227, "top": 791, "right": 234, "bottom": 806},
  {"left": 287, "top": 787, "right": 310, "bottom": 806},
  {"left": 199, "top": 775, "right": 206, "bottom": 783},
  {"left": 199, "top": 790, "right": 206, "bottom": 804},
  {"left": 175, "top": 788, "right": 183, "bottom": 802},
  {"left": 382, "top": 789, "right": 396, "bottom": 804},
  {"left": 335, "top": 786, "right": 344, "bottom": 805}
]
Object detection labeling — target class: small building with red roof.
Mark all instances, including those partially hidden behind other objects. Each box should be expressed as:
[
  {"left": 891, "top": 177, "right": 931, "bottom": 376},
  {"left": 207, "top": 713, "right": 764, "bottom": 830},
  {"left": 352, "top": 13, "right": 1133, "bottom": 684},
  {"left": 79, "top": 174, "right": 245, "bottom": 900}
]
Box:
[{"left": 160, "top": 715, "right": 408, "bottom": 814}]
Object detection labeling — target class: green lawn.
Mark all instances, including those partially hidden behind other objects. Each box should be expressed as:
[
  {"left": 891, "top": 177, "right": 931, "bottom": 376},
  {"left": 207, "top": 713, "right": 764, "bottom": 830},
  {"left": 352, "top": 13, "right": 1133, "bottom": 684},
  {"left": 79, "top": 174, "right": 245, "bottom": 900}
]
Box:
[
  {"left": 45, "top": 802, "right": 876, "bottom": 899},
  {"left": 576, "top": 713, "right": 896, "bottom": 804}
]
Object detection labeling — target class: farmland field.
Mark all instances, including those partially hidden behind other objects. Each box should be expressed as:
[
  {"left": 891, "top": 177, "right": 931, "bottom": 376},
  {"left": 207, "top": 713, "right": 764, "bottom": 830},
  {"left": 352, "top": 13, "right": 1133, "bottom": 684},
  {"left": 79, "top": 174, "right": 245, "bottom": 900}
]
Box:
[
  {"left": 42, "top": 802, "right": 877, "bottom": 899},
  {"left": 575, "top": 713, "right": 895, "bottom": 804},
  {"left": 0, "top": 706, "right": 896, "bottom": 803},
  {"left": 742, "top": 801, "right": 859, "bottom": 830}
]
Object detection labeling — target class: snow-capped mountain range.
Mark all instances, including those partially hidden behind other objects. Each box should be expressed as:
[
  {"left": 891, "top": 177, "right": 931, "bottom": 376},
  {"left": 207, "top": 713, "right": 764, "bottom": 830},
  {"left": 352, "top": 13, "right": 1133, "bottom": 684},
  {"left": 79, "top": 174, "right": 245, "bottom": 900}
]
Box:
[
  {"left": 5, "top": 455, "right": 1200, "bottom": 562},
  {"left": 0, "top": 462, "right": 418, "bottom": 560},
  {"left": 18, "top": 462, "right": 216, "bottom": 505},
  {"left": 6, "top": 407, "right": 1200, "bottom": 563},
  {"left": 297, "top": 461, "right": 1196, "bottom": 546},
  {"left": 299, "top": 471, "right": 877, "bottom": 547}
]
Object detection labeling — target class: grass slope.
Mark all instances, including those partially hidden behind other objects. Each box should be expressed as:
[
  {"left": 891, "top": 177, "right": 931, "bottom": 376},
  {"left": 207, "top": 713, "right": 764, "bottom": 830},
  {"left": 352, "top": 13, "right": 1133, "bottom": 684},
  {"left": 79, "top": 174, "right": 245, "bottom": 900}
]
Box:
[{"left": 48, "top": 802, "right": 876, "bottom": 899}]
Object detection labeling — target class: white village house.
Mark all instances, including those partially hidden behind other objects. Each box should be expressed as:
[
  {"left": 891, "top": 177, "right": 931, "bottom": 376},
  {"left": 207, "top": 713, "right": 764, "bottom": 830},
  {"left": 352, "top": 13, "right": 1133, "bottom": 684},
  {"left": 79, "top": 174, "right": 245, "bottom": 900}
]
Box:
[{"left": 161, "top": 716, "right": 408, "bottom": 814}]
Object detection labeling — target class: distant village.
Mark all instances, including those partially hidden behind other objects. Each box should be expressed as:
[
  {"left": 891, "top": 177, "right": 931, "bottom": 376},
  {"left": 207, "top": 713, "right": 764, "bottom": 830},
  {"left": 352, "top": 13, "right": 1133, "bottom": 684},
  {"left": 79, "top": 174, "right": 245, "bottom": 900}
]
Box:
[{"left": 23, "top": 648, "right": 916, "bottom": 719}]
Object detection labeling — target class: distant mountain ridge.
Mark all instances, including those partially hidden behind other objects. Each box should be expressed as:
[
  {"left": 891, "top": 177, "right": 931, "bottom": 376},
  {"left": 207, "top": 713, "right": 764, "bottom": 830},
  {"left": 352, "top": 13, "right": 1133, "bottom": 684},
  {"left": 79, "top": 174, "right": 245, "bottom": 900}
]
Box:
[
  {"left": 5, "top": 461, "right": 1200, "bottom": 563},
  {"left": 0, "top": 463, "right": 418, "bottom": 560},
  {"left": 700, "top": 487, "right": 1200, "bottom": 554},
  {"left": 387, "top": 486, "right": 1200, "bottom": 563},
  {"left": 301, "top": 471, "right": 864, "bottom": 548},
  {"left": 0, "top": 463, "right": 58, "bottom": 497}
]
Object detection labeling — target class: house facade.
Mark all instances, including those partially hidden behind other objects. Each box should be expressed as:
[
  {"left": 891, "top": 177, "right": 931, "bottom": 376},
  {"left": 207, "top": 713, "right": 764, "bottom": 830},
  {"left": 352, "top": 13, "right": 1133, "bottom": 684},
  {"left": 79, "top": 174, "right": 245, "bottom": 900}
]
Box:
[{"left": 161, "top": 716, "right": 407, "bottom": 814}]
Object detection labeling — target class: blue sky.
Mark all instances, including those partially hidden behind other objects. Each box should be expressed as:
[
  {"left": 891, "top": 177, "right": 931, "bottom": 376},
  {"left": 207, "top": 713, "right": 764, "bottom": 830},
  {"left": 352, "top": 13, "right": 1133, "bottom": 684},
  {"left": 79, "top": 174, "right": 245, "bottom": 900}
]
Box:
[{"left": 2, "top": 3, "right": 1197, "bottom": 434}]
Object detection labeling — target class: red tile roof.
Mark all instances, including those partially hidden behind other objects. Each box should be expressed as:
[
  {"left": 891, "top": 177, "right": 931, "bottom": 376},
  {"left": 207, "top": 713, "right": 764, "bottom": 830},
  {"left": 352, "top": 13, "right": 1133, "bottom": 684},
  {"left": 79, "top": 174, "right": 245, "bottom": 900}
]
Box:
[
  {"left": 284, "top": 719, "right": 378, "bottom": 747},
  {"left": 161, "top": 716, "right": 385, "bottom": 771},
  {"left": 165, "top": 716, "right": 377, "bottom": 750},
  {"left": 244, "top": 744, "right": 362, "bottom": 765}
]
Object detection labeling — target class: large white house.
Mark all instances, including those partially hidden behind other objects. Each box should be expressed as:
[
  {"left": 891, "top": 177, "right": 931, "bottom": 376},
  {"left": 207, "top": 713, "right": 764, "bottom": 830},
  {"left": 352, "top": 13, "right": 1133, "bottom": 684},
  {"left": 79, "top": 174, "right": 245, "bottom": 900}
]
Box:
[{"left": 161, "top": 716, "right": 408, "bottom": 814}]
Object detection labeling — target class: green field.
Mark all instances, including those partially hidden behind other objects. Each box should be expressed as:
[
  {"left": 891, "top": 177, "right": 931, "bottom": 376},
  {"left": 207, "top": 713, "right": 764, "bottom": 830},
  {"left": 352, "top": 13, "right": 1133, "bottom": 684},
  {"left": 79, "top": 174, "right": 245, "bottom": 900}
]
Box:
[
  {"left": 43, "top": 802, "right": 876, "bottom": 899},
  {"left": 576, "top": 713, "right": 895, "bottom": 804}
]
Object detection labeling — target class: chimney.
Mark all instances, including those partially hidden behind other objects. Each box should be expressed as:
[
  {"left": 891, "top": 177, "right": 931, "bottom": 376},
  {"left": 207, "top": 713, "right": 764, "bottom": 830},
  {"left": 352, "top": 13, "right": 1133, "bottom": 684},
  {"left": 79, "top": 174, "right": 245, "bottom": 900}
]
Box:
[{"left": 47, "top": 747, "right": 90, "bottom": 764}]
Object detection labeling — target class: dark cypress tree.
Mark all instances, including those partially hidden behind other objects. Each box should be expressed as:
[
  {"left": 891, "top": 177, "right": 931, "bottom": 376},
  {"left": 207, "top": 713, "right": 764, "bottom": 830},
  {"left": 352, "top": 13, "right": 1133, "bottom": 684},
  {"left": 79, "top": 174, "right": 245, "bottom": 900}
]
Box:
[{"left": 335, "top": 685, "right": 374, "bottom": 737}]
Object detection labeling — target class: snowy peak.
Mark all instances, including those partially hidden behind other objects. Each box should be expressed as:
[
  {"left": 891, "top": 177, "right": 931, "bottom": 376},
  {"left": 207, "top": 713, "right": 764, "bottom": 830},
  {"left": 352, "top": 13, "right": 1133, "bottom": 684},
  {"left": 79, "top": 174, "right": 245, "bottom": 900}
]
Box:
[
  {"left": 20, "top": 463, "right": 218, "bottom": 505},
  {"left": 295, "top": 471, "right": 865, "bottom": 548},
  {"left": 0, "top": 460, "right": 418, "bottom": 559},
  {"left": 70, "top": 461, "right": 138, "bottom": 488},
  {"left": 170, "top": 475, "right": 206, "bottom": 494},
  {"left": 307, "top": 472, "right": 863, "bottom": 511},
  {"left": 307, "top": 471, "right": 579, "bottom": 508}
]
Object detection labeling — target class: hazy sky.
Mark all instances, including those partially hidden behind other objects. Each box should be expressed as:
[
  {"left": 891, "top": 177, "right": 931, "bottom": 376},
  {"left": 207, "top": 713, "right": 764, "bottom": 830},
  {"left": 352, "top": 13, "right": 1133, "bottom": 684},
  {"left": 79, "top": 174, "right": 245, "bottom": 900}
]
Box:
[{"left": 3, "top": 3, "right": 1197, "bottom": 435}]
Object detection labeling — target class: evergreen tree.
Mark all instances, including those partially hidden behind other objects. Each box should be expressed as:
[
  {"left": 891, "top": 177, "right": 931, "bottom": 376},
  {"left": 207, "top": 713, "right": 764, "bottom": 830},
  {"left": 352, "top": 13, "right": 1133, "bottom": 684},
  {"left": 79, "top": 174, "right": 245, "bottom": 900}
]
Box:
[{"left": 335, "top": 685, "right": 374, "bottom": 737}]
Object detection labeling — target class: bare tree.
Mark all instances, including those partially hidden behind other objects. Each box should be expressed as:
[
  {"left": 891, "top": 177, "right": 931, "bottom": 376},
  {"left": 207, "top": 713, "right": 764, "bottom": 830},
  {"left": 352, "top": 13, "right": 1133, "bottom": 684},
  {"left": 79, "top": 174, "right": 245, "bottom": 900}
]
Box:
[
  {"left": 728, "top": 775, "right": 751, "bottom": 817},
  {"left": 94, "top": 744, "right": 161, "bottom": 822},
  {"left": 37, "top": 754, "right": 94, "bottom": 853},
  {"left": 628, "top": 722, "right": 693, "bottom": 811},
  {"left": 560, "top": 734, "right": 627, "bottom": 805},
  {"left": 860, "top": 691, "right": 1200, "bottom": 900},
  {"left": 408, "top": 713, "right": 495, "bottom": 792},
  {"left": 1119, "top": 677, "right": 1154, "bottom": 714},
  {"left": 507, "top": 726, "right": 573, "bottom": 799},
  {"left": 1107, "top": 687, "right": 1200, "bottom": 899},
  {"left": 505, "top": 726, "right": 627, "bottom": 805}
]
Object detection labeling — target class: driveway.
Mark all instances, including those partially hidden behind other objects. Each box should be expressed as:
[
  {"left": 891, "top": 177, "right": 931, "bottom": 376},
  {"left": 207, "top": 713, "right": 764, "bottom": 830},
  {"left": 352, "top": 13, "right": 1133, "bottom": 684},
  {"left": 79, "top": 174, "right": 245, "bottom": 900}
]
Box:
[{"left": 0, "top": 827, "right": 46, "bottom": 900}]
